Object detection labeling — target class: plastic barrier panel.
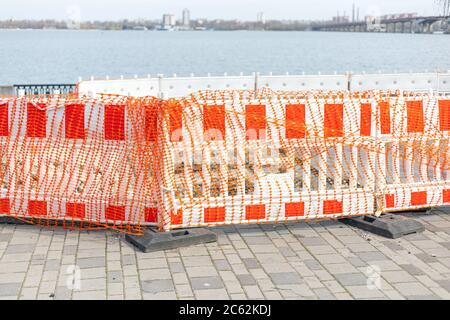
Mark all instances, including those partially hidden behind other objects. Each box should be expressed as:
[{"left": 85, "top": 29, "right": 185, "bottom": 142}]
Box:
[
  {"left": 376, "top": 93, "right": 450, "bottom": 213},
  {"left": 0, "top": 95, "right": 158, "bottom": 234}
]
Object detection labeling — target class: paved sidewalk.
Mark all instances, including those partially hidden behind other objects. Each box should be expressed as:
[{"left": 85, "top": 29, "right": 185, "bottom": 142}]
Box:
[{"left": 0, "top": 210, "right": 450, "bottom": 300}]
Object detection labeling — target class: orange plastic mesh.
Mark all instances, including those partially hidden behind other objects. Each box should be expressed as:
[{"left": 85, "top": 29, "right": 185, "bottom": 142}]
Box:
[{"left": 0, "top": 90, "right": 449, "bottom": 233}]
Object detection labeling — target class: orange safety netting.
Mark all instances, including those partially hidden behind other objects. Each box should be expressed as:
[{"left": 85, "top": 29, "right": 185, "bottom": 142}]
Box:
[{"left": 0, "top": 90, "right": 449, "bottom": 234}]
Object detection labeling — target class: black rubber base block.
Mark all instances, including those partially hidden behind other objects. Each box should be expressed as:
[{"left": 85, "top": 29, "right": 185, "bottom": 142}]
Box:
[
  {"left": 341, "top": 214, "right": 425, "bottom": 239},
  {"left": 126, "top": 228, "right": 218, "bottom": 253},
  {"left": 0, "top": 216, "right": 27, "bottom": 225}
]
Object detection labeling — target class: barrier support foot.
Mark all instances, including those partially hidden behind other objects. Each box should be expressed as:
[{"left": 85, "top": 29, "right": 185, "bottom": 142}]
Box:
[
  {"left": 0, "top": 216, "right": 27, "bottom": 225},
  {"left": 340, "top": 214, "right": 425, "bottom": 239},
  {"left": 125, "top": 228, "right": 218, "bottom": 253}
]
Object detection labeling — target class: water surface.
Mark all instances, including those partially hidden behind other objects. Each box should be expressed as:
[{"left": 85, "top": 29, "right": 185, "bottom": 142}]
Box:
[{"left": 0, "top": 30, "right": 449, "bottom": 84}]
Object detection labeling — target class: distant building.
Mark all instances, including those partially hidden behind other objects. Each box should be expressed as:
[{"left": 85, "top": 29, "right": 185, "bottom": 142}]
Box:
[
  {"left": 182, "top": 9, "right": 191, "bottom": 27},
  {"left": 332, "top": 15, "right": 350, "bottom": 24},
  {"left": 162, "top": 14, "right": 176, "bottom": 27},
  {"left": 257, "top": 12, "right": 266, "bottom": 24},
  {"left": 365, "top": 15, "right": 385, "bottom": 32},
  {"left": 352, "top": 3, "right": 356, "bottom": 22}
]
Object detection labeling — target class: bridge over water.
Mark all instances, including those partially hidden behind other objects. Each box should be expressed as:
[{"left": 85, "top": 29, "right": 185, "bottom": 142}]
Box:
[{"left": 312, "top": 15, "right": 449, "bottom": 33}]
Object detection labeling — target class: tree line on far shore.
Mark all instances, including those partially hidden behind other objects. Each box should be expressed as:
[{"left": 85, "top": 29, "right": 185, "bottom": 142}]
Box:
[{"left": 0, "top": 19, "right": 312, "bottom": 31}]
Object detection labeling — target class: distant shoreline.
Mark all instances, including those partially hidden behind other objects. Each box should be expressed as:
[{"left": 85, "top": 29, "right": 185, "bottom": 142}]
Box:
[
  {"left": 0, "top": 28, "right": 307, "bottom": 32},
  {"left": 0, "top": 29, "right": 447, "bottom": 35}
]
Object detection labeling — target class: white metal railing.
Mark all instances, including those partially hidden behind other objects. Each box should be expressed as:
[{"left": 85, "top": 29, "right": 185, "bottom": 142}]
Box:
[{"left": 77, "top": 71, "right": 450, "bottom": 98}]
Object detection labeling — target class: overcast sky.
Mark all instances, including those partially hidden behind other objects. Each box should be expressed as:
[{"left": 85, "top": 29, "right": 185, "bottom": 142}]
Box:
[{"left": 0, "top": 0, "right": 439, "bottom": 21}]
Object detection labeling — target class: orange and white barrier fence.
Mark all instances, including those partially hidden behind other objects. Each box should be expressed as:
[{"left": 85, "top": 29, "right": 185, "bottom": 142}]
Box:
[
  {"left": 0, "top": 90, "right": 449, "bottom": 233},
  {"left": 0, "top": 95, "right": 159, "bottom": 234},
  {"left": 376, "top": 94, "right": 450, "bottom": 212}
]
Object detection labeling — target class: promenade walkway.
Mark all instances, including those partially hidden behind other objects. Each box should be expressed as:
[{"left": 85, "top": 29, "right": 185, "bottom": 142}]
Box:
[{"left": 0, "top": 210, "right": 449, "bottom": 300}]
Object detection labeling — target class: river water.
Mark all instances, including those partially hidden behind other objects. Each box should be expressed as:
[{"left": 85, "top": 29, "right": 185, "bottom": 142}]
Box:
[{"left": 1, "top": 29, "right": 449, "bottom": 84}]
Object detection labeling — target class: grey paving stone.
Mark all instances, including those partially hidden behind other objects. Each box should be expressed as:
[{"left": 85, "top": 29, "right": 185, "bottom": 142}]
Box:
[
  {"left": 437, "top": 280, "right": 450, "bottom": 292},
  {"left": 235, "top": 227, "right": 264, "bottom": 236},
  {"left": 357, "top": 251, "right": 388, "bottom": 262},
  {"left": 313, "top": 288, "right": 336, "bottom": 300},
  {"left": 214, "top": 259, "right": 232, "bottom": 271},
  {"left": 400, "top": 264, "right": 425, "bottom": 276},
  {"left": 319, "top": 220, "right": 340, "bottom": 227},
  {"left": 108, "top": 271, "right": 123, "bottom": 283},
  {"left": 304, "top": 259, "right": 323, "bottom": 271},
  {"left": 403, "top": 233, "right": 429, "bottom": 241},
  {"left": 77, "top": 257, "right": 105, "bottom": 269},
  {"left": 242, "top": 258, "right": 261, "bottom": 270},
  {"left": 31, "top": 254, "right": 46, "bottom": 262},
  {"left": 191, "top": 277, "right": 224, "bottom": 290},
  {"left": 63, "top": 245, "right": 78, "bottom": 255},
  {"left": 347, "top": 257, "right": 367, "bottom": 268},
  {"left": 194, "top": 288, "right": 229, "bottom": 300},
  {"left": 381, "top": 271, "right": 416, "bottom": 283},
  {"left": 324, "top": 262, "right": 359, "bottom": 274},
  {"left": 5, "top": 244, "right": 36, "bottom": 254},
  {"left": 381, "top": 241, "right": 404, "bottom": 251},
  {"left": 407, "top": 295, "right": 441, "bottom": 300},
  {"left": 45, "top": 259, "right": 61, "bottom": 271},
  {"left": 54, "top": 286, "right": 72, "bottom": 300},
  {"left": 0, "top": 234, "right": 12, "bottom": 242},
  {"left": 236, "top": 274, "right": 257, "bottom": 286},
  {"left": 249, "top": 244, "right": 278, "bottom": 254},
  {"left": 277, "top": 283, "right": 315, "bottom": 298},
  {"left": 141, "top": 279, "right": 175, "bottom": 294},
  {"left": 415, "top": 253, "right": 439, "bottom": 263},
  {"left": 269, "top": 272, "right": 303, "bottom": 285},
  {"left": 121, "top": 255, "right": 136, "bottom": 266},
  {"left": 428, "top": 248, "right": 450, "bottom": 258},
  {"left": 73, "top": 290, "right": 106, "bottom": 300},
  {"left": 168, "top": 262, "right": 185, "bottom": 273},
  {"left": 243, "top": 236, "right": 272, "bottom": 245},
  {"left": 0, "top": 283, "right": 21, "bottom": 297},
  {"left": 79, "top": 278, "right": 106, "bottom": 291},
  {"left": 423, "top": 224, "right": 441, "bottom": 233},
  {"left": 394, "top": 282, "right": 433, "bottom": 297},
  {"left": 346, "top": 285, "right": 385, "bottom": 299},
  {"left": 186, "top": 266, "right": 218, "bottom": 278},
  {"left": 255, "top": 253, "right": 286, "bottom": 265},
  {"left": 335, "top": 273, "right": 368, "bottom": 286},
  {"left": 308, "top": 245, "right": 337, "bottom": 255},
  {"left": 278, "top": 246, "right": 296, "bottom": 257},
  {"left": 315, "top": 253, "right": 347, "bottom": 264},
  {"left": 298, "top": 237, "right": 328, "bottom": 246}
]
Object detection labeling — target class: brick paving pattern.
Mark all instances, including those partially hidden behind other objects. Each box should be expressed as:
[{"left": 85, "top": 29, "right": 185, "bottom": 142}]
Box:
[{"left": 0, "top": 210, "right": 449, "bottom": 300}]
